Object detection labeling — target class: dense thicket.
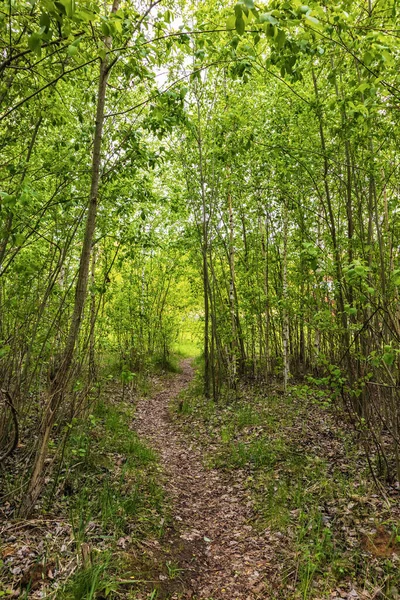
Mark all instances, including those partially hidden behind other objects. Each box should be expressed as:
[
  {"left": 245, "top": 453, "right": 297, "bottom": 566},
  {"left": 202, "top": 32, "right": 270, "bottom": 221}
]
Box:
[{"left": 1, "top": 0, "right": 400, "bottom": 513}]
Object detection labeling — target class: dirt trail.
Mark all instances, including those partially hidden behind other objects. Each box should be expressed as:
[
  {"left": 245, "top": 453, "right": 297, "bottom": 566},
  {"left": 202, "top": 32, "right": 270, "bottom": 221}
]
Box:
[{"left": 134, "top": 359, "right": 278, "bottom": 600}]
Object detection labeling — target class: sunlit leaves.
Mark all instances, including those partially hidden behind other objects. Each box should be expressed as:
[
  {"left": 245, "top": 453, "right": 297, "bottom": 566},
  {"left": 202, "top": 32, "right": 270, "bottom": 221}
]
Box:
[
  {"left": 28, "top": 32, "right": 42, "bottom": 57},
  {"left": 67, "top": 44, "right": 78, "bottom": 56},
  {"left": 235, "top": 3, "right": 245, "bottom": 36},
  {"left": 226, "top": 14, "right": 236, "bottom": 30},
  {"left": 259, "top": 13, "right": 279, "bottom": 25}
]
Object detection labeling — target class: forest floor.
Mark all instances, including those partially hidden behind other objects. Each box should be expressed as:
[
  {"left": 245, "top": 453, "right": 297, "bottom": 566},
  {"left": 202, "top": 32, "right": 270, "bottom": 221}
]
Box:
[
  {"left": 134, "top": 358, "right": 280, "bottom": 599},
  {"left": 1, "top": 359, "right": 400, "bottom": 599},
  {"left": 134, "top": 359, "right": 400, "bottom": 600}
]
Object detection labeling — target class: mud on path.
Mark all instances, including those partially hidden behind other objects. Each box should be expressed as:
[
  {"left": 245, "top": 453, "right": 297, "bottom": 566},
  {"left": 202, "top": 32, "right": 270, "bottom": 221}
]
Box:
[{"left": 134, "top": 359, "right": 280, "bottom": 600}]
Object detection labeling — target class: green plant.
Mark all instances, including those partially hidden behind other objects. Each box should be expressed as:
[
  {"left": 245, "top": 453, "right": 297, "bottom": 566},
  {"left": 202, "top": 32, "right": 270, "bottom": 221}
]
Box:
[
  {"left": 235, "top": 405, "right": 262, "bottom": 428},
  {"left": 70, "top": 489, "right": 91, "bottom": 547},
  {"left": 60, "top": 554, "right": 117, "bottom": 600},
  {"left": 165, "top": 561, "right": 183, "bottom": 580}
]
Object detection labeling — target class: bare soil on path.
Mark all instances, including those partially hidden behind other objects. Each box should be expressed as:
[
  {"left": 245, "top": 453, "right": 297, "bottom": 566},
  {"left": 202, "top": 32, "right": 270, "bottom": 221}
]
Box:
[{"left": 134, "top": 359, "right": 280, "bottom": 600}]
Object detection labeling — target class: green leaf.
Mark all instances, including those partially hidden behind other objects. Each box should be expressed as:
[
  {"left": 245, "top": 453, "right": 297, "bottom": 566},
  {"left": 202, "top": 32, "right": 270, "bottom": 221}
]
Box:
[
  {"left": 243, "top": 0, "right": 254, "bottom": 7},
  {"left": 55, "top": 1, "right": 66, "bottom": 15},
  {"left": 393, "top": 270, "right": 400, "bottom": 285},
  {"left": 0, "top": 192, "right": 16, "bottom": 207},
  {"left": 74, "top": 8, "right": 97, "bottom": 22},
  {"left": 381, "top": 49, "right": 394, "bottom": 66},
  {"left": 305, "top": 15, "right": 319, "bottom": 25},
  {"left": 113, "top": 18, "right": 122, "bottom": 33},
  {"left": 354, "top": 265, "right": 366, "bottom": 276},
  {"left": 40, "top": 12, "right": 51, "bottom": 32},
  {"left": 68, "top": 44, "right": 78, "bottom": 56},
  {"left": 383, "top": 350, "right": 395, "bottom": 366},
  {"left": 226, "top": 15, "right": 236, "bottom": 30},
  {"left": 363, "top": 50, "right": 373, "bottom": 65},
  {"left": 357, "top": 82, "right": 369, "bottom": 93},
  {"left": 101, "top": 21, "right": 110, "bottom": 36},
  {"left": 260, "top": 12, "right": 278, "bottom": 25},
  {"left": 28, "top": 32, "right": 42, "bottom": 56},
  {"left": 14, "top": 234, "right": 25, "bottom": 245},
  {"left": 0, "top": 345, "right": 11, "bottom": 358},
  {"left": 234, "top": 3, "right": 243, "bottom": 19},
  {"left": 266, "top": 23, "right": 275, "bottom": 37},
  {"left": 236, "top": 16, "right": 245, "bottom": 35},
  {"left": 275, "top": 28, "right": 286, "bottom": 48},
  {"left": 58, "top": 0, "right": 74, "bottom": 17}
]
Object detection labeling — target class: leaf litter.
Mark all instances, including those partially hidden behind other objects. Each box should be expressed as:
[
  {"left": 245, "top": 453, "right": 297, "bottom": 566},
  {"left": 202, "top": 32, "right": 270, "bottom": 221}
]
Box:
[
  {"left": 134, "top": 360, "right": 284, "bottom": 599},
  {"left": 136, "top": 364, "right": 400, "bottom": 599},
  {"left": 1, "top": 364, "right": 399, "bottom": 599}
]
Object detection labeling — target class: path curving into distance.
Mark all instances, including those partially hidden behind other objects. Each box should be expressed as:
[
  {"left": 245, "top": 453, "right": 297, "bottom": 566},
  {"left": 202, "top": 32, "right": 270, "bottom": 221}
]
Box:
[{"left": 134, "top": 359, "right": 280, "bottom": 600}]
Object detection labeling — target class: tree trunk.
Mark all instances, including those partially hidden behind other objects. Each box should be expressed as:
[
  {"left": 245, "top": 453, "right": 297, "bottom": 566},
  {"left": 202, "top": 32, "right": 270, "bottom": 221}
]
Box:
[
  {"left": 20, "top": 0, "right": 119, "bottom": 517},
  {"left": 195, "top": 92, "right": 211, "bottom": 398},
  {"left": 312, "top": 68, "right": 350, "bottom": 360},
  {"left": 282, "top": 200, "right": 289, "bottom": 392},
  {"left": 88, "top": 247, "right": 97, "bottom": 383},
  {"left": 227, "top": 174, "right": 237, "bottom": 388}
]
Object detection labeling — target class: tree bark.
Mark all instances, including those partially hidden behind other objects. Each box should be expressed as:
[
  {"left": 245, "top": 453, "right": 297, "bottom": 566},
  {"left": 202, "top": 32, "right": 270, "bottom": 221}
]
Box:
[
  {"left": 195, "top": 92, "right": 211, "bottom": 398},
  {"left": 282, "top": 200, "right": 289, "bottom": 392},
  {"left": 20, "top": 0, "right": 119, "bottom": 516}
]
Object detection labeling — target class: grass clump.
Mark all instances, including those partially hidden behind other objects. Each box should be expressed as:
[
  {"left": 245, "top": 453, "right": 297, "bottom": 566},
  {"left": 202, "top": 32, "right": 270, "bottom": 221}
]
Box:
[
  {"left": 59, "top": 554, "right": 117, "bottom": 600},
  {"left": 173, "top": 340, "right": 201, "bottom": 358}
]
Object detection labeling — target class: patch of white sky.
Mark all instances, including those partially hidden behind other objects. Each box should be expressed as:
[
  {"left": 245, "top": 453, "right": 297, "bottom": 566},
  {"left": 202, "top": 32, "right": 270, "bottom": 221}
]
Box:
[
  {"left": 103, "top": 2, "right": 193, "bottom": 172},
  {"left": 105, "top": 1, "right": 234, "bottom": 240}
]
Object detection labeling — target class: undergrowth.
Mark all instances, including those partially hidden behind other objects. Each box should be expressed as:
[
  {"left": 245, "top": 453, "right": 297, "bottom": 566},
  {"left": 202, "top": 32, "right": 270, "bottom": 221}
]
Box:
[
  {"left": 175, "top": 382, "right": 400, "bottom": 599},
  {"left": 52, "top": 389, "right": 168, "bottom": 599},
  {"left": 1, "top": 358, "right": 192, "bottom": 600}
]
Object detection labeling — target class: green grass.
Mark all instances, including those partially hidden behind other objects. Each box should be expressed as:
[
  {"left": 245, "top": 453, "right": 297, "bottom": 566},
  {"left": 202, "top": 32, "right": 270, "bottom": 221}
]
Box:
[
  {"left": 54, "top": 392, "right": 167, "bottom": 599},
  {"left": 59, "top": 553, "right": 118, "bottom": 600},
  {"left": 235, "top": 404, "right": 263, "bottom": 428},
  {"left": 172, "top": 338, "right": 201, "bottom": 358},
  {"left": 214, "top": 436, "right": 293, "bottom": 470},
  {"left": 165, "top": 560, "right": 184, "bottom": 580}
]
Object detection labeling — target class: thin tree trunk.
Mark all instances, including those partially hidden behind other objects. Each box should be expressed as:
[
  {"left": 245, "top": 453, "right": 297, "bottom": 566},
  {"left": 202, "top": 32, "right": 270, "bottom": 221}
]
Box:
[
  {"left": 312, "top": 68, "right": 350, "bottom": 358},
  {"left": 20, "top": 0, "right": 119, "bottom": 516},
  {"left": 282, "top": 200, "right": 289, "bottom": 392},
  {"left": 88, "top": 247, "right": 97, "bottom": 383},
  {"left": 195, "top": 92, "right": 211, "bottom": 398},
  {"left": 227, "top": 173, "right": 237, "bottom": 388}
]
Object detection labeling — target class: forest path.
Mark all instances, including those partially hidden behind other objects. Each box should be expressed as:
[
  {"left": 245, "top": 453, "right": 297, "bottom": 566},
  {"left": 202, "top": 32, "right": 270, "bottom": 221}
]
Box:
[{"left": 134, "top": 359, "right": 275, "bottom": 600}]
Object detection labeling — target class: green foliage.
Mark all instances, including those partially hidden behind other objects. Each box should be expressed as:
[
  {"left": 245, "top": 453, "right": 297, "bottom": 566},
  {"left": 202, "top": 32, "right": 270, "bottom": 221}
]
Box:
[
  {"left": 2, "top": 0, "right": 400, "bottom": 572},
  {"left": 59, "top": 554, "right": 117, "bottom": 600},
  {"left": 215, "top": 436, "right": 294, "bottom": 470},
  {"left": 62, "top": 397, "right": 165, "bottom": 539}
]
